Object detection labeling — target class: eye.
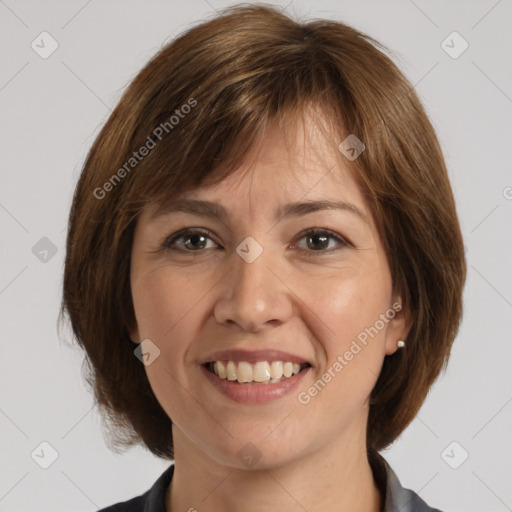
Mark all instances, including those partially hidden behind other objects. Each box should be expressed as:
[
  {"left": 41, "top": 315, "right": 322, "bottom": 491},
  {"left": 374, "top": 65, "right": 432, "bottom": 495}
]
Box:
[
  {"left": 293, "top": 228, "right": 349, "bottom": 253},
  {"left": 161, "top": 228, "right": 218, "bottom": 252},
  {"left": 160, "top": 227, "right": 349, "bottom": 254}
]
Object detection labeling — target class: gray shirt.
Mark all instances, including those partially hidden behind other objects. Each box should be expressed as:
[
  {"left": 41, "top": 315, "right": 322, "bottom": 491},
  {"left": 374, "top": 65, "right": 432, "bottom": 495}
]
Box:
[
  {"left": 372, "top": 451, "right": 443, "bottom": 511},
  {"left": 97, "top": 453, "right": 443, "bottom": 512}
]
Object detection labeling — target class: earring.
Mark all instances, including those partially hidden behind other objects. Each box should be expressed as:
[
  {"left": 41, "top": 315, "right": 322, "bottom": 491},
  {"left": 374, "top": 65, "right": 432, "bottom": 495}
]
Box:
[{"left": 397, "top": 340, "right": 405, "bottom": 348}]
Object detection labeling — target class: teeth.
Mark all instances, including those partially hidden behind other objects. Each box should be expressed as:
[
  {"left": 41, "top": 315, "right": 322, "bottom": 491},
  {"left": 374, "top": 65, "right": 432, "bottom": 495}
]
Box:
[
  {"left": 253, "top": 361, "right": 271, "bottom": 382},
  {"left": 237, "top": 361, "right": 253, "bottom": 383},
  {"left": 209, "top": 360, "right": 307, "bottom": 384},
  {"left": 216, "top": 361, "right": 226, "bottom": 379},
  {"left": 226, "top": 361, "right": 237, "bottom": 381},
  {"left": 270, "top": 361, "right": 283, "bottom": 379}
]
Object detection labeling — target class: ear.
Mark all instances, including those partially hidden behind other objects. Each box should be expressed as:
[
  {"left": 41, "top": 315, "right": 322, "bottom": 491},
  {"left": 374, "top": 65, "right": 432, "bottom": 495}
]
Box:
[
  {"left": 384, "top": 298, "right": 413, "bottom": 356},
  {"left": 128, "top": 321, "right": 141, "bottom": 344}
]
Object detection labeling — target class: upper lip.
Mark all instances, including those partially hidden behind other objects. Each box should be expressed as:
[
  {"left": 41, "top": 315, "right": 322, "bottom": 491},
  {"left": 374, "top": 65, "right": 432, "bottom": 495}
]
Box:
[{"left": 200, "top": 349, "right": 311, "bottom": 365}]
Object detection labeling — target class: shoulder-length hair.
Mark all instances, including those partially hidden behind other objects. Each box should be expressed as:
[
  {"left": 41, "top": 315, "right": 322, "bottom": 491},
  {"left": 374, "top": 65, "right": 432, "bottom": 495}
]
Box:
[{"left": 60, "top": 3, "right": 466, "bottom": 459}]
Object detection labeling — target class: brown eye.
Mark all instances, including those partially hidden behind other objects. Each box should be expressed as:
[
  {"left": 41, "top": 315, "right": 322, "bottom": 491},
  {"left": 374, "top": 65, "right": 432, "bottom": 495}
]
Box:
[
  {"left": 294, "top": 229, "right": 348, "bottom": 253},
  {"left": 306, "top": 233, "right": 330, "bottom": 250},
  {"left": 161, "top": 229, "right": 217, "bottom": 252},
  {"left": 160, "top": 227, "right": 349, "bottom": 254}
]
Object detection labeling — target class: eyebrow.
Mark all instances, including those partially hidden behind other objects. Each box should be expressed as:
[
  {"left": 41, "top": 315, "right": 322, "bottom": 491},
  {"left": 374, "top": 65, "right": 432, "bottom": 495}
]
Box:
[{"left": 149, "top": 198, "right": 370, "bottom": 225}]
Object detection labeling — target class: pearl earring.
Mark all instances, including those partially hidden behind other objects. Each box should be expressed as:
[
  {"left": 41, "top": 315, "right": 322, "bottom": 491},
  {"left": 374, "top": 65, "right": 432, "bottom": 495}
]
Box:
[{"left": 397, "top": 340, "right": 405, "bottom": 348}]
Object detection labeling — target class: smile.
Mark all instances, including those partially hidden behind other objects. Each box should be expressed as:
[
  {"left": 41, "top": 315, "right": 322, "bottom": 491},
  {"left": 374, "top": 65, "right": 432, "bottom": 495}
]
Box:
[
  {"left": 201, "top": 360, "right": 312, "bottom": 404},
  {"left": 205, "top": 360, "right": 311, "bottom": 384}
]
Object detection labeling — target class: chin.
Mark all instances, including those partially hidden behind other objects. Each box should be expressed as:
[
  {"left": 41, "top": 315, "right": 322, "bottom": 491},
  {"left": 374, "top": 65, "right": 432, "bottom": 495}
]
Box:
[{"left": 198, "top": 429, "right": 308, "bottom": 471}]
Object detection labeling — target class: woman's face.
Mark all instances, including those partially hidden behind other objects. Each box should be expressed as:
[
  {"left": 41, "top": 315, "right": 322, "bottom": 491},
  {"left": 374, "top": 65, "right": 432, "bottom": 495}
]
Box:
[{"left": 129, "top": 116, "right": 410, "bottom": 469}]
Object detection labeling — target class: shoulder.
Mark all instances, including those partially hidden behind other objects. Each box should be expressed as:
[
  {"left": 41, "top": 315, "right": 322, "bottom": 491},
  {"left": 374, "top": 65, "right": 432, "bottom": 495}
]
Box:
[
  {"left": 97, "top": 493, "right": 147, "bottom": 512},
  {"left": 388, "top": 482, "right": 444, "bottom": 512},
  {"left": 370, "top": 451, "right": 444, "bottom": 512},
  {"left": 96, "top": 464, "right": 175, "bottom": 512}
]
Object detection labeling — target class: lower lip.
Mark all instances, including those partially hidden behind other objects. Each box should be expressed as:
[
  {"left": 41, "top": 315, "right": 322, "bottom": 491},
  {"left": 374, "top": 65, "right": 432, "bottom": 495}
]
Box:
[{"left": 200, "top": 365, "right": 311, "bottom": 404}]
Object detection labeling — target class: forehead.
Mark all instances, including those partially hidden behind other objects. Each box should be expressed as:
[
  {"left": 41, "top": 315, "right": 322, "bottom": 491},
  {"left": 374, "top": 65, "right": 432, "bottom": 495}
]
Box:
[{"left": 142, "top": 107, "right": 371, "bottom": 224}]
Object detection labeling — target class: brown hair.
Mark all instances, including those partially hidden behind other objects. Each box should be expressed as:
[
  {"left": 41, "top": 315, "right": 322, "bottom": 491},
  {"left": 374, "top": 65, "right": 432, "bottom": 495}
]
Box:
[{"left": 59, "top": 3, "right": 466, "bottom": 459}]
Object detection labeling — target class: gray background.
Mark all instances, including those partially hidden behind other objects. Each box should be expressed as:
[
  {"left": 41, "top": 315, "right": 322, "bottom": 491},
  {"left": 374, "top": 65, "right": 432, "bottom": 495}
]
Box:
[{"left": 1, "top": 0, "right": 511, "bottom": 510}]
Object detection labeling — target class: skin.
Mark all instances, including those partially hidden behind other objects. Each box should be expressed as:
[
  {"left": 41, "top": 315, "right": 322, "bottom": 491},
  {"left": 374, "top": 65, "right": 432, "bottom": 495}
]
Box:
[{"left": 129, "top": 110, "right": 411, "bottom": 512}]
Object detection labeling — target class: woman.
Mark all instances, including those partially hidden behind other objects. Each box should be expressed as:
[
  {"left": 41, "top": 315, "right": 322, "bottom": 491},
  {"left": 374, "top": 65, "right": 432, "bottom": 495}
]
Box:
[{"left": 60, "top": 4, "right": 466, "bottom": 511}]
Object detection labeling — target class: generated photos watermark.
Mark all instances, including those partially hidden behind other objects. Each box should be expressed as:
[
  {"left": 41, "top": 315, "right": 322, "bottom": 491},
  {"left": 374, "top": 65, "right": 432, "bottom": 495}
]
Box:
[
  {"left": 297, "top": 301, "right": 402, "bottom": 405},
  {"left": 93, "top": 97, "right": 197, "bottom": 200}
]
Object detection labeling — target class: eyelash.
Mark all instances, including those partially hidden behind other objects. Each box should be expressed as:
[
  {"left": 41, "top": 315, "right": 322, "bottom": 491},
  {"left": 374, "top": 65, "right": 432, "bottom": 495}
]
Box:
[{"left": 159, "top": 227, "right": 350, "bottom": 254}]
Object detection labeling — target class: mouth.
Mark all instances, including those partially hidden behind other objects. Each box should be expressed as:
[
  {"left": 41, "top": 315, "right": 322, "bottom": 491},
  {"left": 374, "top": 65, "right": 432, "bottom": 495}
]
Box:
[{"left": 202, "top": 360, "right": 312, "bottom": 385}]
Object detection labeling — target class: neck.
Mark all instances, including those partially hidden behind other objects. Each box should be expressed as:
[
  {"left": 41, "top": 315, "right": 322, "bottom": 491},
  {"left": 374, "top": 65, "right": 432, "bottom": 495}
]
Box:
[{"left": 166, "top": 425, "right": 382, "bottom": 512}]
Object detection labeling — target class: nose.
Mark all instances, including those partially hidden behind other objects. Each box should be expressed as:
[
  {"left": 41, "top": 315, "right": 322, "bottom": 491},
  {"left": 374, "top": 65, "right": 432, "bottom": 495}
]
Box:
[{"left": 213, "top": 241, "right": 294, "bottom": 332}]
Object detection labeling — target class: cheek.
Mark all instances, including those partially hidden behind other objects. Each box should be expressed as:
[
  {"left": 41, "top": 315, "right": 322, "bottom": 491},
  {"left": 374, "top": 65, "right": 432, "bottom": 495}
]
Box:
[
  {"left": 130, "top": 266, "right": 209, "bottom": 402},
  {"left": 292, "top": 269, "right": 391, "bottom": 428},
  {"left": 132, "top": 266, "right": 206, "bottom": 341},
  {"left": 294, "top": 261, "right": 392, "bottom": 410},
  {"left": 298, "top": 262, "right": 392, "bottom": 352},
  {"left": 130, "top": 267, "right": 208, "bottom": 423}
]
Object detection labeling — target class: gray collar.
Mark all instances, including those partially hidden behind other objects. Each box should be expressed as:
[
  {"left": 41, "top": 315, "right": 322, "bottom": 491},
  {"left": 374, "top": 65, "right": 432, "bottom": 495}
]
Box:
[
  {"left": 371, "top": 452, "right": 443, "bottom": 512},
  {"left": 122, "top": 454, "right": 444, "bottom": 512}
]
